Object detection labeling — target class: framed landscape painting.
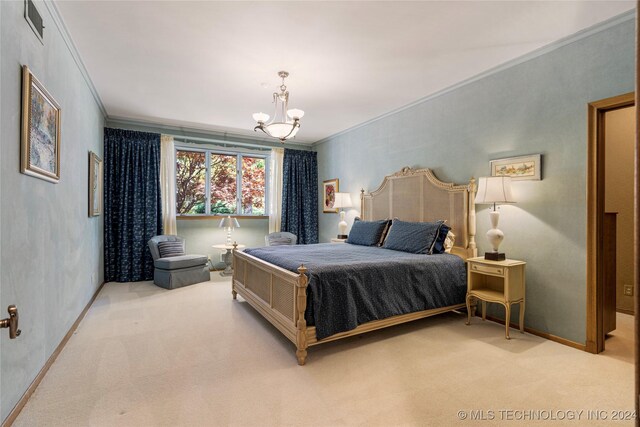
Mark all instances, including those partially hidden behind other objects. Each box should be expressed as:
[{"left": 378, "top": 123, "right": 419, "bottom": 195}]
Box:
[
  {"left": 323, "top": 178, "right": 339, "bottom": 213},
  {"left": 89, "top": 152, "right": 103, "bottom": 217},
  {"left": 490, "top": 154, "right": 541, "bottom": 181},
  {"left": 21, "top": 65, "right": 61, "bottom": 183}
]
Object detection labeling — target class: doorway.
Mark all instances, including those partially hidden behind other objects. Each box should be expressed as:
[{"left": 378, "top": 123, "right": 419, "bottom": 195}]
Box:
[{"left": 586, "top": 92, "right": 635, "bottom": 354}]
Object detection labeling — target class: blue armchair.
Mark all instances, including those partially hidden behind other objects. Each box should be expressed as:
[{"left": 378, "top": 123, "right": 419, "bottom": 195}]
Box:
[{"left": 148, "top": 235, "right": 210, "bottom": 289}]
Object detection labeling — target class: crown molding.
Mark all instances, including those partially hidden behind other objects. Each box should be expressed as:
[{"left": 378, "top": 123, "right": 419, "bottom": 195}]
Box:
[
  {"left": 312, "top": 8, "right": 636, "bottom": 147},
  {"left": 44, "top": 1, "right": 107, "bottom": 117}
]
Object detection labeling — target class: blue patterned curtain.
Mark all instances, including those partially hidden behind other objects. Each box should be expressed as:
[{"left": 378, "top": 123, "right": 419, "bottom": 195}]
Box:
[
  {"left": 104, "top": 128, "right": 162, "bottom": 282},
  {"left": 281, "top": 149, "right": 318, "bottom": 244}
]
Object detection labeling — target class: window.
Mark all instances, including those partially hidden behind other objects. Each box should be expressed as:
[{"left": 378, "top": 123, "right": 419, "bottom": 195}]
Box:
[{"left": 176, "top": 148, "right": 267, "bottom": 216}]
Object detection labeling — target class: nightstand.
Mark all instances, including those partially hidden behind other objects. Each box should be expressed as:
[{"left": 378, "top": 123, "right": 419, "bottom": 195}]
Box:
[
  {"left": 330, "top": 238, "right": 347, "bottom": 243},
  {"left": 465, "top": 257, "right": 526, "bottom": 339}
]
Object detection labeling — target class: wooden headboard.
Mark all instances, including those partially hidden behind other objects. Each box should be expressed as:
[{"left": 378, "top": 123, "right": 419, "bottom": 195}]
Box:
[{"left": 361, "top": 167, "right": 478, "bottom": 259}]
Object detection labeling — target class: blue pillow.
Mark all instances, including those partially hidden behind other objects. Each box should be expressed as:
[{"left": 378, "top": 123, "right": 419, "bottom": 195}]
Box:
[
  {"left": 157, "top": 240, "right": 185, "bottom": 258},
  {"left": 431, "top": 223, "right": 451, "bottom": 254},
  {"left": 269, "top": 237, "right": 292, "bottom": 246},
  {"left": 382, "top": 219, "right": 445, "bottom": 254},
  {"left": 346, "top": 218, "right": 390, "bottom": 246}
]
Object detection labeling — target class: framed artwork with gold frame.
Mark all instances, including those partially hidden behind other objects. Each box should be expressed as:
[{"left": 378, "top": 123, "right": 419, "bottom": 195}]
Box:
[
  {"left": 88, "top": 152, "right": 103, "bottom": 217},
  {"left": 323, "top": 178, "right": 339, "bottom": 213},
  {"left": 490, "top": 154, "right": 542, "bottom": 181},
  {"left": 21, "top": 65, "right": 61, "bottom": 183}
]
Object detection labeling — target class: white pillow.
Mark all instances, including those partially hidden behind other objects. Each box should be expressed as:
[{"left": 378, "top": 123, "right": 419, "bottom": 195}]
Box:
[{"left": 444, "top": 231, "right": 456, "bottom": 253}]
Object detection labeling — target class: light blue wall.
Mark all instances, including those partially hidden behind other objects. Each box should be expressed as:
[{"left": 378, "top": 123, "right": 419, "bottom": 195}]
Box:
[
  {"left": 314, "top": 17, "right": 635, "bottom": 344},
  {"left": 177, "top": 218, "right": 269, "bottom": 264},
  {"left": 0, "top": 1, "right": 105, "bottom": 421}
]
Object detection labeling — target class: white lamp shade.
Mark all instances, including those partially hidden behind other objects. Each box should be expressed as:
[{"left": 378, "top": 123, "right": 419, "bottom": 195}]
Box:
[
  {"left": 219, "top": 216, "right": 240, "bottom": 229},
  {"left": 474, "top": 176, "right": 515, "bottom": 205},
  {"left": 333, "top": 192, "right": 353, "bottom": 209},
  {"left": 287, "top": 108, "right": 305, "bottom": 120},
  {"left": 252, "top": 112, "right": 270, "bottom": 123},
  {"left": 266, "top": 122, "right": 299, "bottom": 139}
]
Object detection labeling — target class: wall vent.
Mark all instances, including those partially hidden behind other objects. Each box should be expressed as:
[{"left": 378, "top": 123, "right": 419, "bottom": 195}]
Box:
[{"left": 24, "top": 0, "right": 44, "bottom": 43}]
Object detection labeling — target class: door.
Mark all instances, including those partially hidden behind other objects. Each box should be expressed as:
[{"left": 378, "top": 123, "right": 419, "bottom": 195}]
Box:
[
  {"left": 603, "top": 212, "right": 617, "bottom": 336},
  {"left": 586, "top": 93, "right": 635, "bottom": 354}
]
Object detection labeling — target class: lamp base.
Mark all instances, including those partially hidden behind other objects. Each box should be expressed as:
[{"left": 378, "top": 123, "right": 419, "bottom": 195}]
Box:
[
  {"left": 484, "top": 252, "right": 506, "bottom": 261},
  {"left": 337, "top": 234, "right": 348, "bottom": 240}
]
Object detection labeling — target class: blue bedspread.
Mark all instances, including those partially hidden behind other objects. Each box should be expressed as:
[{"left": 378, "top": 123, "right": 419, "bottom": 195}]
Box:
[{"left": 243, "top": 243, "right": 467, "bottom": 339}]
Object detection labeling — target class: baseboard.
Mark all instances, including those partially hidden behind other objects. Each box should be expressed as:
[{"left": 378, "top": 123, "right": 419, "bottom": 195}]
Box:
[
  {"left": 483, "top": 315, "right": 586, "bottom": 351},
  {"left": 617, "top": 308, "right": 635, "bottom": 316},
  {"left": 1, "top": 281, "right": 106, "bottom": 427}
]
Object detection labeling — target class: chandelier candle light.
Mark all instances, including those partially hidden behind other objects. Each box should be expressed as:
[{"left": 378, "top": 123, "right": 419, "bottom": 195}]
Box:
[
  {"left": 474, "top": 176, "right": 516, "bottom": 261},
  {"left": 333, "top": 192, "right": 353, "bottom": 239},
  {"left": 253, "top": 71, "right": 304, "bottom": 142},
  {"left": 219, "top": 215, "right": 240, "bottom": 246}
]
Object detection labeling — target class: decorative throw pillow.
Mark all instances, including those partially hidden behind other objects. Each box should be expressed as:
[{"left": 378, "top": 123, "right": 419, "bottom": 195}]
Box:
[
  {"left": 377, "top": 219, "right": 392, "bottom": 246},
  {"left": 382, "top": 219, "right": 445, "bottom": 254},
  {"left": 346, "top": 218, "right": 391, "bottom": 246},
  {"left": 431, "top": 223, "right": 452, "bottom": 254},
  {"left": 158, "top": 240, "right": 185, "bottom": 258},
  {"left": 270, "top": 237, "right": 292, "bottom": 246},
  {"left": 444, "top": 231, "right": 456, "bottom": 253}
]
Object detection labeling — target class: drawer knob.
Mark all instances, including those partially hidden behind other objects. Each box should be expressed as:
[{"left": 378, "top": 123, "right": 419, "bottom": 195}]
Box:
[{"left": 473, "top": 265, "right": 478, "bottom": 270}]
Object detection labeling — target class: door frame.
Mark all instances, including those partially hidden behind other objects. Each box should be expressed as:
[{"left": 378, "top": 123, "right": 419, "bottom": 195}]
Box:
[
  {"left": 586, "top": 92, "right": 635, "bottom": 354},
  {"left": 635, "top": 8, "right": 639, "bottom": 420}
]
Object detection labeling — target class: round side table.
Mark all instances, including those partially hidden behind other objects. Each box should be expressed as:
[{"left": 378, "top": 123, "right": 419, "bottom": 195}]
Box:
[{"left": 212, "top": 244, "right": 246, "bottom": 276}]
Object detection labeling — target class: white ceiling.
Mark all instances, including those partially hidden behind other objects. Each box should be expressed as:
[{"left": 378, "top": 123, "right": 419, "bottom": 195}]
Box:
[{"left": 56, "top": 1, "right": 635, "bottom": 144}]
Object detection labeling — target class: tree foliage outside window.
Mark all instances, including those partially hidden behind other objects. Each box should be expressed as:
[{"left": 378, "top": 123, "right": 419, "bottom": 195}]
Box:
[
  {"left": 176, "top": 149, "right": 267, "bottom": 216},
  {"left": 175, "top": 151, "right": 206, "bottom": 214},
  {"left": 241, "top": 156, "right": 266, "bottom": 215},
  {"left": 210, "top": 154, "right": 237, "bottom": 214}
]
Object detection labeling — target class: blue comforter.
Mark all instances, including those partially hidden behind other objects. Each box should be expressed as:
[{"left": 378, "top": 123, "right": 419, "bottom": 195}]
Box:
[{"left": 244, "top": 243, "right": 467, "bottom": 339}]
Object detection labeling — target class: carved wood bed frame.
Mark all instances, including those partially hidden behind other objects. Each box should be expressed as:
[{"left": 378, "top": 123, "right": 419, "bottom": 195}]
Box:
[{"left": 232, "top": 167, "right": 477, "bottom": 365}]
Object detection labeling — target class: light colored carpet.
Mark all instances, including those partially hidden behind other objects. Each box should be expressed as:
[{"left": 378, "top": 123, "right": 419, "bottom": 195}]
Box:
[{"left": 13, "top": 275, "right": 634, "bottom": 426}]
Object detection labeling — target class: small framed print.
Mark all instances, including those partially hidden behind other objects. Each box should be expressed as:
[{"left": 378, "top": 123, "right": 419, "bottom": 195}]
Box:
[
  {"left": 323, "top": 178, "right": 339, "bottom": 213},
  {"left": 21, "top": 65, "right": 61, "bottom": 183},
  {"left": 490, "top": 154, "right": 541, "bottom": 181},
  {"left": 88, "top": 152, "right": 103, "bottom": 216}
]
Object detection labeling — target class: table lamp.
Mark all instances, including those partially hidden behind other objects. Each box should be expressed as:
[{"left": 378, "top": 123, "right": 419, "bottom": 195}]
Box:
[
  {"left": 334, "top": 192, "right": 353, "bottom": 239},
  {"left": 474, "top": 176, "right": 515, "bottom": 261},
  {"left": 219, "top": 215, "right": 240, "bottom": 246}
]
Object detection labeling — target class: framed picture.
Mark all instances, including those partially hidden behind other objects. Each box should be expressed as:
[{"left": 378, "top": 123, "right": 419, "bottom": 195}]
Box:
[
  {"left": 88, "top": 152, "right": 103, "bottom": 217},
  {"left": 21, "top": 65, "right": 61, "bottom": 183},
  {"left": 323, "top": 178, "right": 339, "bottom": 213},
  {"left": 490, "top": 154, "right": 542, "bottom": 181}
]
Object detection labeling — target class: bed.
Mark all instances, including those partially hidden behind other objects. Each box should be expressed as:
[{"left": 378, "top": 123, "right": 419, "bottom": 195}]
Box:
[{"left": 231, "top": 167, "right": 478, "bottom": 365}]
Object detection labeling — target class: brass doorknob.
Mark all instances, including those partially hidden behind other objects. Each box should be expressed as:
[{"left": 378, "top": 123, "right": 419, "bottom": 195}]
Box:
[{"left": 0, "top": 305, "right": 21, "bottom": 339}]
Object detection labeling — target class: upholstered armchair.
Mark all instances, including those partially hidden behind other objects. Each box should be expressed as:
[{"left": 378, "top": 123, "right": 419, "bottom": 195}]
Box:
[
  {"left": 265, "top": 232, "right": 297, "bottom": 246},
  {"left": 148, "top": 235, "right": 210, "bottom": 289}
]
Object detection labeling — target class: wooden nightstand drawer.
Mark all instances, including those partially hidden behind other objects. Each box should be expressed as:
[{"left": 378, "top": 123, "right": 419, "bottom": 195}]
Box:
[
  {"left": 466, "top": 257, "right": 526, "bottom": 340},
  {"left": 470, "top": 263, "right": 504, "bottom": 276}
]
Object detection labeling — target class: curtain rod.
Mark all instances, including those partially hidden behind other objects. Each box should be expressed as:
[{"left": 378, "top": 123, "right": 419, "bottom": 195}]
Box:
[
  {"left": 172, "top": 135, "right": 274, "bottom": 152},
  {"left": 171, "top": 135, "right": 312, "bottom": 151},
  {"left": 105, "top": 117, "right": 312, "bottom": 151}
]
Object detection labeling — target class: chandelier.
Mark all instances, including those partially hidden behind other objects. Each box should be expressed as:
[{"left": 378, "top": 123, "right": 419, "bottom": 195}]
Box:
[{"left": 252, "top": 71, "right": 304, "bottom": 142}]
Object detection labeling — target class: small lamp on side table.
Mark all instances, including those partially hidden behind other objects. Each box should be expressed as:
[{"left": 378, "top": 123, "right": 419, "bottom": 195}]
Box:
[
  {"left": 219, "top": 215, "right": 240, "bottom": 245},
  {"left": 474, "top": 176, "right": 516, "bottom": 261},
  {"left": 334, "top": 192, "right": 353, "bottom": 239}
]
